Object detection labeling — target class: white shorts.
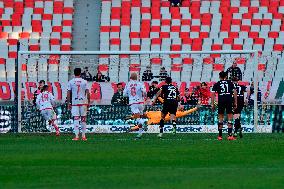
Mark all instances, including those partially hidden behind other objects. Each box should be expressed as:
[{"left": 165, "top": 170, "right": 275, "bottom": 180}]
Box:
[
  {"left": 41, "top": 109, "right": 56, "bottom": 121},
  {"left": 130, "top": 104, "right": 144, "bottom": 115},
  {"left": 71, "top": 105, "right": 88, "bottom": 117}
]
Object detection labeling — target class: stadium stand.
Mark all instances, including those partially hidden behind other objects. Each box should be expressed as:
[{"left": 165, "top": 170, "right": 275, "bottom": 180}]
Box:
[
  {"left": 0, "top": 0, "right": 74, "bottom": 83},
  {"left": 99, "top": 0, "right": 284, "bottom": 83},
  {"left": 0, "top": 0, "right": 283, "bottom": 89}
]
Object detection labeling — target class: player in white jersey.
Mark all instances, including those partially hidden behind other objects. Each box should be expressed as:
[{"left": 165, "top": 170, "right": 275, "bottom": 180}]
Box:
[
  {"left": 36, "top": 85, "right": 60, "bottom": 136},
  {"left": 67, "top": 68, "right": 90, "bottom": 141},
  {"left": 123, "top": 73, "right": 147, "bottom": 139}
]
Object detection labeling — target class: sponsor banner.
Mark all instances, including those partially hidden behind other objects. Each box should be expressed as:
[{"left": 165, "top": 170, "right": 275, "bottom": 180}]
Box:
[
  {"left": 0, "top": 110, "right": 11, "bottom": 133},
  {"left": 49, "top": 124, "right": 272, "bottom": 133},
  {"left": 0, "top": 81, "right": 273, "bottom": 105}
]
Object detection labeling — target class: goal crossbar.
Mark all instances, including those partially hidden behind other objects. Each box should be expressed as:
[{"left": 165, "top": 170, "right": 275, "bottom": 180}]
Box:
[{"left": 17, "top": 50, "right": 259, "bottom": 132}]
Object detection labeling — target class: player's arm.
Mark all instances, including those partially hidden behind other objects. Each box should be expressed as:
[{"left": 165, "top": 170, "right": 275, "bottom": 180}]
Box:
[
  {"left": 211, "top": 84, "right": 217, "bottom": 110},
  {"left": 66, "top": 81, "right": 72, "bottom": 109},
  {"left": 152, "top": 89, "right": 162, "bottom": 105},
  {"left": 233, "top": 89, "right": 238, "bottom": 108},
  {"left": 86, "top": 89, "right": 90, "bottom": 106},
  {"left": 66, "top": 90, "right": 71, "bottom": 109},
  {"left": 123, "top": 85, "right": 128, "bottom": 97},
  {"left": 141, "top": 84, "right": 147, "bottom": 99},
  {"left": 211, "top": 92, "right": 215, "bottom": 108},
  {"left": 50, "top": 93, "right": 56, "bottom": 107},
  {"left": 245, "top": 87, "right": 250, "bottom": 105}
]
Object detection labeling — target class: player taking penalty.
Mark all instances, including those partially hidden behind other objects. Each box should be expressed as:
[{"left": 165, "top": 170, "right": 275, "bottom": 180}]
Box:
[
  {"left": 36, "top": 85, "right": 60, "bottom": 136},
  {"left": 67, "top": 68, "right": 90, "bottom": 141},
  {"left": 211, "top": 71, "right": 238, "bottom": 140},
  {"left": 123, "top": 73, "right": 147, "bottom": 139},
  {"left": 153, "top": 77, "right": 180, "bottom": 138}
]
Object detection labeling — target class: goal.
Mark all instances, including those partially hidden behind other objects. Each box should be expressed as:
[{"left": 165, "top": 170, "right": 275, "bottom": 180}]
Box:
[{"left": 16, "top": 50, "right": 266, "bottom": 133}]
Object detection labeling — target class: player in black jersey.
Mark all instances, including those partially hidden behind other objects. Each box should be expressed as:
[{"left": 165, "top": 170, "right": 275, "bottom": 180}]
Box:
[
  {"left": 211, "top": 71, "right": 238, "bottom": 140},
  {"left": 153, "top": 77, "right": 180, "bottom": 138},
  {"left": 232, "top": 77, "right": 246, "bottom": 138}
]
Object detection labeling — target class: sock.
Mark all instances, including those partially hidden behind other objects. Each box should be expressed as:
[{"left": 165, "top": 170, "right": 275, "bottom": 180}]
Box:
[
  {"left": 138, "top": 126, "right": 143, "bottom": 134},
  {"left": 137, "top": 118, "right": 143, "bottom": 134},
  {"left": 218, "top": 122, "right": 223, "bottom": 137},
  {"left": 52, "top": 121, "right": 59, "bottom": 132},
  {"left": 234, "top": 118, "right": 241, "bottom": 133},
  {"left": 81, "top": 121, "right": 87, "bottom": 138},
  {"left": 74, "top": 119, "right": 80, "bottom": 138},
  {"left": 172, "top": 120, "right": 177, "bottom": 128},
  {"left": 159, "top": 119, "right": 164, "bottom": 133},
  {"left": 228, "top": 121, "right": 233, "bottom": 136}
]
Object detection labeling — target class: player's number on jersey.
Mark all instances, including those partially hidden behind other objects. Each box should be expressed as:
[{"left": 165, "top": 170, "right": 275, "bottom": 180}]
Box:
[
  {"left": 237, "top": 86, "right": 242, "bottom": 95},
  {"left": 168, "top": 88, "right": 177, "bottom": 99},
  {"left": 220, "top": 84, "right": 229, "bottom": 93},
  {"left": 131, "top": 87, "right": 136, "bottom": 97},
  {"left": 41, "top": 94, "right": 49, "bottom": 102}
]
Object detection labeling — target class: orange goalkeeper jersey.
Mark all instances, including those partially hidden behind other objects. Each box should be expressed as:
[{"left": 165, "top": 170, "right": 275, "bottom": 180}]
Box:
[{"left": 145, "top": 107, "right": 198, "bottom": 124}]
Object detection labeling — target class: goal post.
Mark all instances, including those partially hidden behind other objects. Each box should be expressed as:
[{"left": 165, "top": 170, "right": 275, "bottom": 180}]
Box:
[{"left": 17, "top": 50, "right": 260, "bottom": 133}]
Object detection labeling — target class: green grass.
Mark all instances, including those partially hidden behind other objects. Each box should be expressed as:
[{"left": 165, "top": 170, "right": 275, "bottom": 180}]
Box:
[{"left": 0, "top": 133, "right": 284, "bottom": 189}]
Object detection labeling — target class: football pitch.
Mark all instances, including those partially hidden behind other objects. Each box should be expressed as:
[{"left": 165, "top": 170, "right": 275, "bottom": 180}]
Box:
[{"left": 0, "top": 133, "right": 283, "bottom": 189}]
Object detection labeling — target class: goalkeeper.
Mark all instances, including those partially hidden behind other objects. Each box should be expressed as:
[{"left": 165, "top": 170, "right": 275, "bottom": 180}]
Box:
[{"left": 129, "top": 96, "right": 199, "bottom": 131}]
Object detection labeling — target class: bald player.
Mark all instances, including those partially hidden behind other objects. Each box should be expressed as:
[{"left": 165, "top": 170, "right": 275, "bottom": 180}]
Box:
[{"left": 123, "top": 73, "right": 147, "bottom": 139}]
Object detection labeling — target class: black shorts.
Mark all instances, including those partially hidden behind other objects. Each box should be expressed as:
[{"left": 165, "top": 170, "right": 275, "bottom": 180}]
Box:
[
  {"left": 162, "top": 101, "right": 178, "bottom": 115},
  {"left": 234, "top": 100, "right": 244, "bottom": 114},
  {"left": 218, "top": 99, "right": 233, "bottom": 114}
]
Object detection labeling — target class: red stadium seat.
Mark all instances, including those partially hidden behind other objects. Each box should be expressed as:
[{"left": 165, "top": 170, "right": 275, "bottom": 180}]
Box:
[
  {"left": 0, "top": 58, "right": 6, "bottom": 64},
  {"left": 151, "top": 58, "right": 162, "bottom": 64},
  {"left": 8, "top": 52, "right": 17, "bottom": 59},
  {"left": 30, "top": 45, "right": 40, "bottom": 51},
  {"left": 183, "top": 58, "right": 194, "bottom": 64},
  {"left": 213, "top": 64, "right": 224, "bottom": 71}
]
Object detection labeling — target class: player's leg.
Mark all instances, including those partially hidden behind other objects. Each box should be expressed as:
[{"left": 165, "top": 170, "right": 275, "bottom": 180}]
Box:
[
  {"left": 169, "top": 102, "right": 178, "bottom": 134},
  {"left": 71, "top": 106, "right": 80, "bottom": 140},
  {"left": 217, "top": 104, "right": 225, "bottom": 140},
  {"left": 218, "top": 114, "right": 224, "bottom": 140},
  {"left": 233, "top": 113, "right": 241, "bottom": 137},
  {"left": 138, "top": 104, "right": 147, "bottom": 131},
  {"left": 158, "top": 112, "right": 166, "bottom": 138},
  {"left": 80, "top": 105, "right": 88, "bottom": 141},
  {"left": 50, "top": 110, "right": 60, "bottom": 136},
  {"left": 234, "top": 102, "right": 244, "bottom": 138},
  {"left": 131, "top": 104, "right": 143, "bottom": 139},
  {"left": 226, "top": 103, "right": 236, "bottom": 140}
]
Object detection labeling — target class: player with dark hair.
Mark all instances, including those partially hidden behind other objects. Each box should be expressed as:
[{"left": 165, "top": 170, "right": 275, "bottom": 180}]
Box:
[
  {"left": 33, "top": 80, "right": 45, "bottom": 105},
  {"left": 211, "top": 71, "right": 238, "bottom": 140},
  {"left": 232, "top": 77, "right": 246, "bottom": 138},
  {"left": 36, "top": 85, "right": 60, "bottom": 136},
  {"left": 67, "top": 68, "right": 90, "bottom": 141},
  {"left": 152, "top": 77, "right": 180, "bottom": 138}
]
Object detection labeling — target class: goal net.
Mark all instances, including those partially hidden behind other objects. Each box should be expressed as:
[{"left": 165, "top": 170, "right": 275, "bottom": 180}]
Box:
[{"left": 13, "top": 50, "right": 276, "bottom": 133}]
